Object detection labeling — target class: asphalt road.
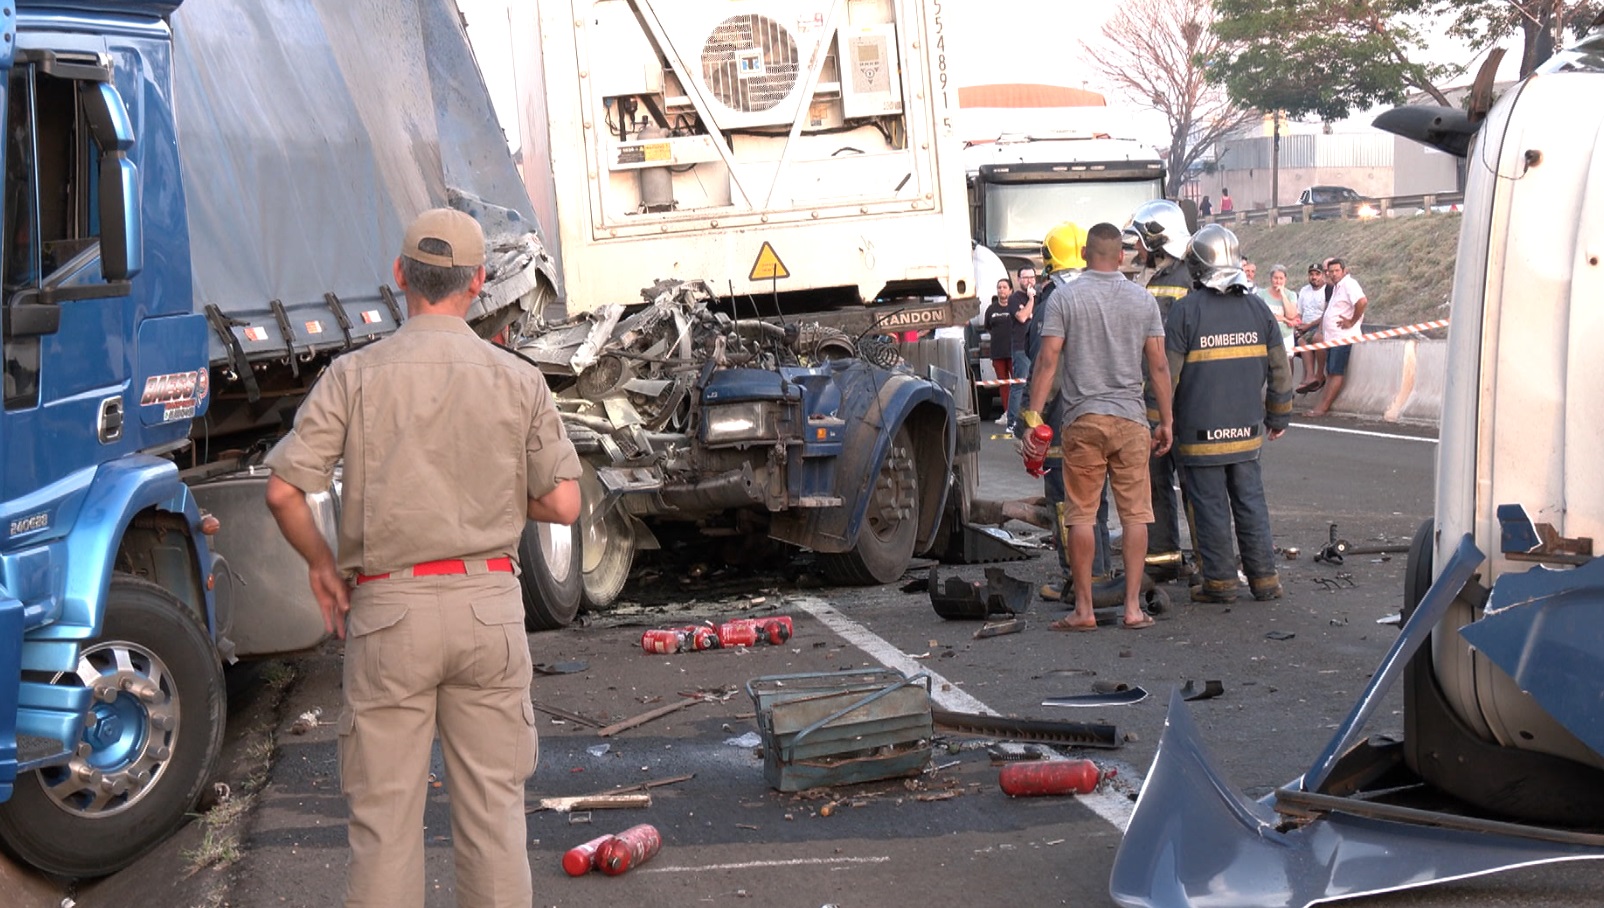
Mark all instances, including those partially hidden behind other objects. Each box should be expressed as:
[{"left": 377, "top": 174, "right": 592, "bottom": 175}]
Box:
[{"left": 49, "top": 411, "right": 1604, "bottom": 908}]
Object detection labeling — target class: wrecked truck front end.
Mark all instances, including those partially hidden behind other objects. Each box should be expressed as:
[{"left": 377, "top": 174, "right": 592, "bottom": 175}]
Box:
[{"left": 516, "top": 281, "right": 956, "bottom": 603}]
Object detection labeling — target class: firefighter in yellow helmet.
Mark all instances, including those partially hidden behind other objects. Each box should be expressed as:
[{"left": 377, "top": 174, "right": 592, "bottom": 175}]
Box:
[
  {"left": 1041, "top": 221, "right": 1088, "bottom": 274},
  {"left": 1021, "top": 222, "right": 1113, "bottom": 601}
]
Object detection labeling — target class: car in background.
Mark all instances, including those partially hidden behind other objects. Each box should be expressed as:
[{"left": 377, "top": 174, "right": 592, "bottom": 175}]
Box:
[{"left": 1298, "top": 185, "right": 1380, "bottom": 219}]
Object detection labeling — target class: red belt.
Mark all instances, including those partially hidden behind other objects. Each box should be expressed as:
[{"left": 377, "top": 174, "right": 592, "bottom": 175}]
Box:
[{"left": 356, "top": 557, "right": 514, "bottom": 585}]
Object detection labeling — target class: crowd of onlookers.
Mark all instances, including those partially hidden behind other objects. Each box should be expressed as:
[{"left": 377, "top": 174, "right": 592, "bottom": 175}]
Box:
[
  {"left": 982, "top": 250, "right": 1368, "bottom": 431},
  {"left": 1238, "top": 256, "right": 1368, "bottom": 417}
]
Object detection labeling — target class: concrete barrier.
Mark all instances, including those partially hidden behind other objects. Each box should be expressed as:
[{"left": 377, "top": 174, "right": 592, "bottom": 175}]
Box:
[{"left": 1293, "top": 337, "right": 1445, "bottom": 425}]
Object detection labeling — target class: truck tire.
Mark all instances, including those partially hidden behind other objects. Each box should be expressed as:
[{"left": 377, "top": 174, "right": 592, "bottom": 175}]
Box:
[
  {"left": 1402, "top": 518, "right": 1434, "bottom": 622},
  {"left": 518, "top": 519, "right": 583, "bottom": 630},
  {"left": 579, "top": 463, "right": 634, "bottom": 609},
  {"left": 0, "top": 574, "right": 225, "bottom": 877},
  {"left": 820, "top": 424, "right": 919, "bottom": 585}
]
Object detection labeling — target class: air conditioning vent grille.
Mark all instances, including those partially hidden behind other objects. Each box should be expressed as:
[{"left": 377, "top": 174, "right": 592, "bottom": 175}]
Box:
[{"left": 701, "top": 14, "right": 799, "bottom": 113}]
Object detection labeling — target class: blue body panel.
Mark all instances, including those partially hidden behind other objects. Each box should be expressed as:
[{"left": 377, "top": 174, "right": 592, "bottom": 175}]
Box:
[
  {"left": 0, "top": 3, "right": 214, "bottom": 801},
  {"left": 704, "top": 359, "right": 955, "bottom": 553}
]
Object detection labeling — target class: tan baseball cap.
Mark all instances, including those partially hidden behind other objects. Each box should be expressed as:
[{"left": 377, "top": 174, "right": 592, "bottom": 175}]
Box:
[{"left": 401, "top": 208, "right": 485, "bottom": 267}]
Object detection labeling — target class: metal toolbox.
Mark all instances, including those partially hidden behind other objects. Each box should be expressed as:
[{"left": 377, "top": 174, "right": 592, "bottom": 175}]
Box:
[{"left": 746, "top": 669, "right": 934, "bottom": 792}]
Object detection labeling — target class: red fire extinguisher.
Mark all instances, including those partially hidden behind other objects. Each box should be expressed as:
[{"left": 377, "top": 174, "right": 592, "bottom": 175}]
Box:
[
  {"left": 998, "top": 759, "right": 1104, "bottom": 797},
  {"left": 562, "top": 834, "right": 615, "bottom": 877},
  {"left": 675, "top": 625, "right": 722, "bottom": 651},
  {"left": 640, "top": 628, "right": 688, "bottom": 654},
  {"left": 717, "top": 616, "right": 793, "bottom": 647},
  {"left": 597, "top": 823, "right": 662, "bottom": 875},
  {"left": 1022, "top": 423, "right": 1055, "bottom": 477}
]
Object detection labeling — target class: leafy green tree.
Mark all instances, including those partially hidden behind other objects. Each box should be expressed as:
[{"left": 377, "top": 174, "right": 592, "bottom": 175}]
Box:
[
  {"left": 1445, "top": 0, "right": 1603, "bottom": 76},
  {"left": 1081, "top": 0, "right": 1258, "bottom": 196},
  {"left": 1208, "top": 0, "right": 1454, "bottom": 122}
]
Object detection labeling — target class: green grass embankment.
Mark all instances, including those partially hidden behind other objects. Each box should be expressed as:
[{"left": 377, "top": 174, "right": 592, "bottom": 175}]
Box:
[{"left": 1230, "top": 213, "right": 1461, "bottom": 327}]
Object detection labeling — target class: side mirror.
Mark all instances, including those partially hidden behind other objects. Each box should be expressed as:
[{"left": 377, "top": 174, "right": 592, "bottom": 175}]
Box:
[{"left": 79, "top": 80, "right": 141, "bottom": 281}]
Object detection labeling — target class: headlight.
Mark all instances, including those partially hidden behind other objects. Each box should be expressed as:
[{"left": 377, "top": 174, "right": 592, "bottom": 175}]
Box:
[
  {"left": 1357, "top": 203, "right": 1379, "bottom": 219},
  {"left": 702, "top": 401, "right": 780, "bottom": 445}
]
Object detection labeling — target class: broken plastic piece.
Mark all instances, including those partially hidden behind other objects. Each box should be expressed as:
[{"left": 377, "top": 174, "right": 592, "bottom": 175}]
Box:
[
  {"left": 1042, "top": 686, "right": 1149, "bottom": 707},
  {"left": 928, "top": 566, "right": 1034, "bottom": 619},
  {"left": 1179, "top": 680, "right": 1225, "bottom": 701}
]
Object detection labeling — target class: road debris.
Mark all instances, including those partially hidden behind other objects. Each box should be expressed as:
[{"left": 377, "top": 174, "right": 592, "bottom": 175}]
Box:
[
  {"left": 973, "top": 618, "right": 1023, "bottom": 639},
  {"left": 928, "top": 566, "right": 1033, "bottom": 619},
  {"left": 597, "top": 687, "right": 733, "bottom": 737},
  {"left": 725, "top": 731, "right": 763, "bottom": 748},
  {"left": 289, "top": 707, "right": 324, "bottom": 735},
  {"left": 1179, "top": 679, "right": 1226, "bottom": 701},
  {"left": 534, "top": 793, "right": 652, "bottom": 813},
  {"left": 1041, "top": 686, "right": 1149, "bottom": 707},
  {"left": 749, "top": 670, "right": 935, "bottom": 791},
  {"left": 531, "top": 699, "right": 606, "bottom": 728},
  {"left": 932, "top": 709, "right": 1122, "bottom": 749}
]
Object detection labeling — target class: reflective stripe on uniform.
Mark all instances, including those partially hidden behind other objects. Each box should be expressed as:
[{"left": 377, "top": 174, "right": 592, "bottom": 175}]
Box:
[
  {"left": 1185, "top": 345, "right": 1267, "bottom": 364},
  {"left": 1178, "top": 436, "right": 1265, "bottom": 458}
]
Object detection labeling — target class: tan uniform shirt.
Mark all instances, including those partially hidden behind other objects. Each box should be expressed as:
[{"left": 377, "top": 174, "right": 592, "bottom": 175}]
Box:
[{"left": 263, "top": 314, "right": 581, "bottom": 576}]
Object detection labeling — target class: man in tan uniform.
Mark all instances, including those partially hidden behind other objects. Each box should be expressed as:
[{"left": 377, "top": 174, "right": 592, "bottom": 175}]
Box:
[{"left": 264, "top": 208, "right": 582, "bottom": 908}]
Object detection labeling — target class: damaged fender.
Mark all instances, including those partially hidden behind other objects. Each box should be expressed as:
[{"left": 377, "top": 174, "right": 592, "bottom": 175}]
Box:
[{"left": 1110, "top": 535, "right": 1604, "bottom": 907}]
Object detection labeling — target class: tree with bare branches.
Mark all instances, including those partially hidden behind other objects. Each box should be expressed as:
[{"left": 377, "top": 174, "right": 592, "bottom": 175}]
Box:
[{"left": 1081, "top": 0, "right": 1258, "bottom": 197}]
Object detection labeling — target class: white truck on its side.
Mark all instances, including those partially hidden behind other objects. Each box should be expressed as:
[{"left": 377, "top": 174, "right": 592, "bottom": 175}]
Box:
[{"left": 1109, "top": 18, "right": 1604, "bottom": 907}]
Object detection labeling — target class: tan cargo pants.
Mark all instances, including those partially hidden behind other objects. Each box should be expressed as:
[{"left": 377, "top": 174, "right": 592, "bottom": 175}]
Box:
[{"left": 337, "top": 572, "right": 538, "bottom": 908}]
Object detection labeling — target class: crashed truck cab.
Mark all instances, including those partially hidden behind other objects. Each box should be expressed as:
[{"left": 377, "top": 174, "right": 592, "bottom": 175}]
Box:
[
  {"left": 1111, "top": 21, "right": 1604, "bottom": 908},
  {"left": 515, "top": 284, "right": 958, "bottom": 623}
]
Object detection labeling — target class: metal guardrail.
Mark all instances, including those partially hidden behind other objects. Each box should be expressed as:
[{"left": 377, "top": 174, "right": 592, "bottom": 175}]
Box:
[{"left": 1202, "top": 191, "right": 1466, "bottom": 227}]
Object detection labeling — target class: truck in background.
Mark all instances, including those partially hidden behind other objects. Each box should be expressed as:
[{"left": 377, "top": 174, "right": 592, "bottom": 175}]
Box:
[
  {"left": 964, "top": 133, "right": 1165, "bottom": 276},
  {"left": 0, "top": 0, "right": 556, "bottom": 877},
  {"left": 493, "top": 0, "right": 994, "bottom": 625},
  {"left": 962, "top": 133, "right": 1165, "bottom": 415},
  {"left": 1111, "top": 19, "right": 1604, "bottom": 906}
]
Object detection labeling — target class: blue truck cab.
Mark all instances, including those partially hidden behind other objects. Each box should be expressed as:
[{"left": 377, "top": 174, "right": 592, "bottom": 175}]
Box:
[
  {"left": 0, "top": 0, "right": 559, "bottom": 878},
  {"left": 0, "top": 0, "right": 223, "bottom": 878}
]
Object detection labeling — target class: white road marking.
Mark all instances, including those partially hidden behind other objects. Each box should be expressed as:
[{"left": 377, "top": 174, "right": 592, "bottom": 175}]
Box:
[
  {"left": 792, "top": 596, "right": 1136, "bottom": 832},
  {"left": 646, "top": 855, "right": 892, "bottom": 873},
  {"left": 1289, "top": 422, "right": 1437, "bottom": 443}
]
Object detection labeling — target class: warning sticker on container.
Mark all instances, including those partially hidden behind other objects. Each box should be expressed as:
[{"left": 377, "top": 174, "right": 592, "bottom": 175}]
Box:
[
  {"left": 749, "top": 242, "right": 790, "bottom": 281},
  {"left": 243, "top": 326, "right": 268, "bottom": 342},
  {"left": 361, "top": 310, "right": 382, "bottom": 324},
  {"left": 305, "top": 320, "right": 324, "bottom": 335},
  {"left": 643, "top": 143, "right": 672, "bottom": 162}
]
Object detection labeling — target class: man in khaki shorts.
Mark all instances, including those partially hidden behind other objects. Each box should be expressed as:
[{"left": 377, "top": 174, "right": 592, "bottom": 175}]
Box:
[
  {"left": 1022, "top": 222, "right": 1173, "bottom": 632},
  {"left": 264, "top": 208, "right": 582, "bottom": 907}
]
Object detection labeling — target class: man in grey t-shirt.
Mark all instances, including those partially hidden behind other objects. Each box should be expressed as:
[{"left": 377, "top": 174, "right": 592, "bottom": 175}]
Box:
[{"left": 1023, "top": 222, "right": 1173, "bottom": 632}]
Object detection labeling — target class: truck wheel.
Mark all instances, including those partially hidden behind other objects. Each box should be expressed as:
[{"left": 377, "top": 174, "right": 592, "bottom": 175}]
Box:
[
  {"left": 579, "top": 463, "right": 634, "bottom": 609},
  {"left": 518, "top": 519, "right": 583, "bottom": 630},
  {"left": 0, "top": 574, "right": 225, "bottom": 877},
  {"left": 820, "top": 425, "right": 919, "bottom": 585},
  {"left": 1402, "top": 517, "right": 1434, "bottom": 622}
]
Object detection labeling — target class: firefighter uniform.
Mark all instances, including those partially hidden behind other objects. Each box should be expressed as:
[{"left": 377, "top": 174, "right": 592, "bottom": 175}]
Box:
[
  {"left": 1142, "top": 259, "right": 1194, "bottom": 576},
  {"left": 1164, "top": 285, "right": 1295, "bottom": 601}
]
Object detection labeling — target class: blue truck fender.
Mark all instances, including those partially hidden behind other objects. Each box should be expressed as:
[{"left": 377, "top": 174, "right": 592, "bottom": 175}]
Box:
[
  {"left": 771, "top": 368, "right": 955, "bottom": 553},
  {"left": 26, "top": 455, "right": 214, "bottom": 664}
]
